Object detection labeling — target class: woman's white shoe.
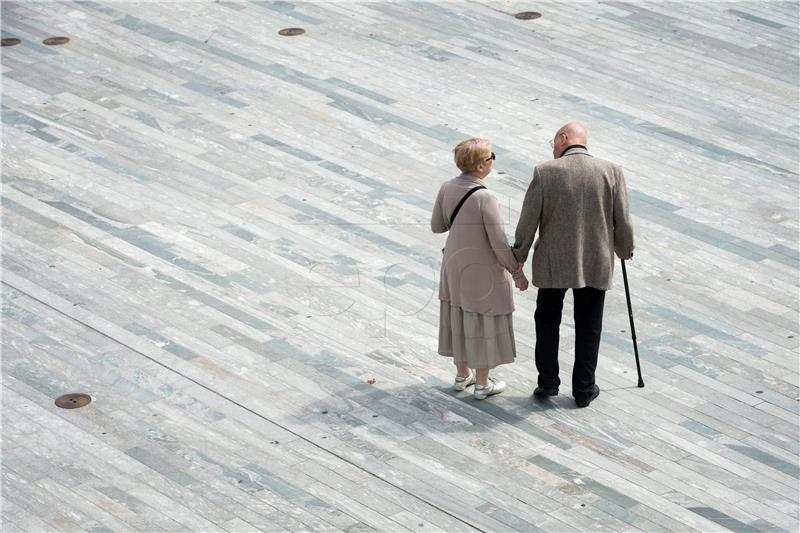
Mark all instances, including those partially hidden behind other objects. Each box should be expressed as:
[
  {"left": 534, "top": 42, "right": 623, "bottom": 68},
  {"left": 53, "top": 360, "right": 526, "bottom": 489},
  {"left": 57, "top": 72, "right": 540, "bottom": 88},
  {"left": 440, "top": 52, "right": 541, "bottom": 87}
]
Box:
[
  {"left": 453, "top": 371, "right": 476, "bottom": 391},
  {"left": 474, "top": 377, "right": 506, "bottom": 400}
]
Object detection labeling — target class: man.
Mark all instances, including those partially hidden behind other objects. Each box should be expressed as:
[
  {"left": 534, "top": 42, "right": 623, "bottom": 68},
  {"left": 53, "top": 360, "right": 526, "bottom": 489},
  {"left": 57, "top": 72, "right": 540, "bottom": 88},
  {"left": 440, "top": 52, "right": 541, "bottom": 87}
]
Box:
[{"left": 512, "top": 123, "right": 634, "bottom": 408}]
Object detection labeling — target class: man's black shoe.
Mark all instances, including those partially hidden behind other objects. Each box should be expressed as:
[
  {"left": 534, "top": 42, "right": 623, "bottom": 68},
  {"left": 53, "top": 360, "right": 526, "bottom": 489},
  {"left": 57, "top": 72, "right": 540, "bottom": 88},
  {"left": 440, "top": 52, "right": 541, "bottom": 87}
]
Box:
[
  {"left": 575, "top": 385, "right": 600, "bottom": 408},
  {"left": 533, "top": 386, "right": 559, "bottom": 398}
]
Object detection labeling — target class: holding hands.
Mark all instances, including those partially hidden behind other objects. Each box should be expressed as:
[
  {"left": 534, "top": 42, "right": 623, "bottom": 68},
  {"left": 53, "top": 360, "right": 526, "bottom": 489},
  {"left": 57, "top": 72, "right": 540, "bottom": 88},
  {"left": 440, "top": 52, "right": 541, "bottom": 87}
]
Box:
[{"left": 509, "top": 262, "right": 528, "bottom": 291}]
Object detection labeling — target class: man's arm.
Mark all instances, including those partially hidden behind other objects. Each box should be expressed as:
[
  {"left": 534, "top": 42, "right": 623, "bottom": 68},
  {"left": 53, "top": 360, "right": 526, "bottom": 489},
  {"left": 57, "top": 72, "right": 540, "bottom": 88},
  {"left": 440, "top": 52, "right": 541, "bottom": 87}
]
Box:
[
  {"left": 613, "top": 166, "right": 635, "bottom": 259},
  {"left": 512, "top": 168, "right": 543, "bottom": 263}
]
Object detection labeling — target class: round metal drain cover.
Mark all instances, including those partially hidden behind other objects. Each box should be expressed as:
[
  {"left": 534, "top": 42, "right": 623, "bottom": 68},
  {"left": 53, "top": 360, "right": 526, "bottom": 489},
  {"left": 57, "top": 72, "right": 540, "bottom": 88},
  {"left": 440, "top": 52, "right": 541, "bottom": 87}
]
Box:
[
  {"left": 43, "top": 36, "right": 70, "bottom": 46},
  {"left": 55, "top": 393, "right": 92, "bottom": 409},
  {"left": 278, "top": 28, "right": 305, "bottom": 36},
  {"left": 2, "top": 38, "right": 21, "bottom": 47},
  {"left": 515, "top": 12, "right": 542, "bottom": 20}
]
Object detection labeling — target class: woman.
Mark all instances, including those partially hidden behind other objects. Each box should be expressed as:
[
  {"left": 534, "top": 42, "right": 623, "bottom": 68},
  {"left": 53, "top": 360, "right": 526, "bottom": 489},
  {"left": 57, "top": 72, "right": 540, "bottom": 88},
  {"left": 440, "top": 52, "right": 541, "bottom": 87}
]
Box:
[{"left": 431, "top": 138, "right": 528, "bottom": 400}]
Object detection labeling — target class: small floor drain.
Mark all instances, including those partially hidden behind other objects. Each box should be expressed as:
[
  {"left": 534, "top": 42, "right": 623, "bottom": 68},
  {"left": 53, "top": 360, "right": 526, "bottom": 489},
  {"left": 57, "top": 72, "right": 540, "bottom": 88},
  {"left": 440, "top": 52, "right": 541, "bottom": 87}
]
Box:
[
  {"left": 55, "top": 393, "right": 92, "bottom": 409},
  {"left": 2, "top": 38, "right": 21, "bottom": 47},
  {"left": 515, "top": 12, "right": 542, "bottom": 20},
  {"left": 43, "top": 36, "right": 70, "bottom": 46},
  {"left": 278, "top": 28, "right": 305, "bottom": 36}
]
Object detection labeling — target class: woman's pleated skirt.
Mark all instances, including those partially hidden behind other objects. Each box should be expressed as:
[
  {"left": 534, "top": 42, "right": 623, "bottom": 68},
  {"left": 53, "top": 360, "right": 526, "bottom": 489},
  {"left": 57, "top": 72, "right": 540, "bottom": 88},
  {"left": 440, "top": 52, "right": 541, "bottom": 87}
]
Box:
[{"left": 438, "top": 300, "right": 516, "bottom": 369}]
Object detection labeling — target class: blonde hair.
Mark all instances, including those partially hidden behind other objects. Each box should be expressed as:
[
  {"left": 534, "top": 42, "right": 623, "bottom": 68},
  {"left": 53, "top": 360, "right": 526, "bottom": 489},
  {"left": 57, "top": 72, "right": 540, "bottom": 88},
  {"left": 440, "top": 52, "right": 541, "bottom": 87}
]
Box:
[{"left": 453, "top": 138, "right": 491, "bottom": 173}]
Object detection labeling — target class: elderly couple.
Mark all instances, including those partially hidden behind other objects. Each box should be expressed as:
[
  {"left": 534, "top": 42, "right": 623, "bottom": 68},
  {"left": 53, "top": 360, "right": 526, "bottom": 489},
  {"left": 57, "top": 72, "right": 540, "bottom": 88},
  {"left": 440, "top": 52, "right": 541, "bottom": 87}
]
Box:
[{"left": 431, "top": 123, "right": 635, "bottom": 407}]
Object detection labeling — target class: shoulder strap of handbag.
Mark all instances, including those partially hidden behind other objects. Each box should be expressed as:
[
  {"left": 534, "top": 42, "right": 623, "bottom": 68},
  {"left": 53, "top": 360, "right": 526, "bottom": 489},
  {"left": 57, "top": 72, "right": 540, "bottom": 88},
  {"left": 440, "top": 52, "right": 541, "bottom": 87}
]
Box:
[{"left": 449, "top": 185, "right": 486, "bottom": 227}]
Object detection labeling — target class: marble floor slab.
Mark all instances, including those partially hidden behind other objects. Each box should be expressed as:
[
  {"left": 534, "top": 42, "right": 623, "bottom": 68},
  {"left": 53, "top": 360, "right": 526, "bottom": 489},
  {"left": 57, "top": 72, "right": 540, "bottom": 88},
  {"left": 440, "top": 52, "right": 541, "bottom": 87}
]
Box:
[{"left": 1, "top": 1, "right": 798, "bottom": 531}]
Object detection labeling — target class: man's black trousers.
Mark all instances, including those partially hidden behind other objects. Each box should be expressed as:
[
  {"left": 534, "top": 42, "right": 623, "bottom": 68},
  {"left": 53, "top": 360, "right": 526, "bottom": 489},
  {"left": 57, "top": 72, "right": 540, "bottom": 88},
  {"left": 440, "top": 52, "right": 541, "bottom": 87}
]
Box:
[{"left": 534, "top": 287, "right": 606, "bottom": 397}]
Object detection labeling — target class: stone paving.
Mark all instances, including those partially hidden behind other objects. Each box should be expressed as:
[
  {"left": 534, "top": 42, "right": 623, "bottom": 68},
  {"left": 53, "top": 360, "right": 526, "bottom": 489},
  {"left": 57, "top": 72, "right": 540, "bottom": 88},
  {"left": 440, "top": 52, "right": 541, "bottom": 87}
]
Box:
[{"left": 1, "top": 1, "right": 798, "bottom": 531}]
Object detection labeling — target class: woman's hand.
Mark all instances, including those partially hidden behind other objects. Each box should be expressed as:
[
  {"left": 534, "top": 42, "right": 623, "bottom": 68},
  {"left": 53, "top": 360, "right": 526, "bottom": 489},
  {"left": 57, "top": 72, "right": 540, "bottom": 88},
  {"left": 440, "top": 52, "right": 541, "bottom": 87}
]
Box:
[{"left": 506, "top": 262, "right": 524, "bottom": 274}]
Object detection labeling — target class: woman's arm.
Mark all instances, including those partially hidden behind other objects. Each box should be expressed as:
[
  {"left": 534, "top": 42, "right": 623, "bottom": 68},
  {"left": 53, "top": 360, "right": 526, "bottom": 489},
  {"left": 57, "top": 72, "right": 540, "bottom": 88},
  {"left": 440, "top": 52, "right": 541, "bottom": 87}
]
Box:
[
  {"left": 482, "top": 192, "right": 520, "bottom": 272},
  {"left": 431, "top": 186, "right": 448, "bottom": 234}
]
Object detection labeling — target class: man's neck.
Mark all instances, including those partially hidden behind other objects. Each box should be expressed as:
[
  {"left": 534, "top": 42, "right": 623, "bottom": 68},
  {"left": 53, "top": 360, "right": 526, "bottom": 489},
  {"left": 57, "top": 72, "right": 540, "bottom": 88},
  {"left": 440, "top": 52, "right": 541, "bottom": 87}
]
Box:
[{"left": 558, "top": 144, "right": 587, "bottom": 158}]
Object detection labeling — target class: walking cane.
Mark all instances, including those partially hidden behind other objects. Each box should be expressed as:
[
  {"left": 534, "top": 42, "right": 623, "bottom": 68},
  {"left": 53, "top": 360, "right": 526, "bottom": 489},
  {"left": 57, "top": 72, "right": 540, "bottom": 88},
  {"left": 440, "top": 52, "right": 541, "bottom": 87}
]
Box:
[{"left": 620, "top": 259, "right": 644, "bottom": 387}]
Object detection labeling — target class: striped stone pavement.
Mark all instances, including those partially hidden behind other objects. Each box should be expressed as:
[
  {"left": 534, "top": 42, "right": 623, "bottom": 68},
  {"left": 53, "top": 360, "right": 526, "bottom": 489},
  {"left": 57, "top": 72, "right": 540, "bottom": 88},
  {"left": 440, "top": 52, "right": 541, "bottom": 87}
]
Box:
[{"left": 1, "top": 1, "right": 798, "bottom": 531}]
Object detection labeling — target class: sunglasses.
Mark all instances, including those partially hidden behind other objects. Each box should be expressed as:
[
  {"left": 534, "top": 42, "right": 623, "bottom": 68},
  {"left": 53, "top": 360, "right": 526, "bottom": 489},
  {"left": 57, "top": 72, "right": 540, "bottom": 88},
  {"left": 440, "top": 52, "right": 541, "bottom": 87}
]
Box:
[{"left": 485, "top": 152, "right": 496, "bottom": 162}]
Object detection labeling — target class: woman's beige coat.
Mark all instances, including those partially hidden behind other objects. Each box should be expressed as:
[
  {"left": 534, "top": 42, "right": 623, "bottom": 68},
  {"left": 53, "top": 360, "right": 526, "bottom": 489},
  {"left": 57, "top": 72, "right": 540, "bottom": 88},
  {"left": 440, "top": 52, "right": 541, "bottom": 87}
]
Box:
[{"left": 431, "top": 173, "right": 521, "bottom": 316}]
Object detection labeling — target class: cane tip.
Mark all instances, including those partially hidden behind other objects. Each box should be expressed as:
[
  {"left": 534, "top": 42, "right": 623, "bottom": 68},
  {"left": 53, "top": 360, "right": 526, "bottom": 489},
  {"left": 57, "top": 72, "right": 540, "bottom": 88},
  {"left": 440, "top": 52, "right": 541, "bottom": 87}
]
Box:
[{"left": 637, "top": 380, "right": 645, "bottom": 388}]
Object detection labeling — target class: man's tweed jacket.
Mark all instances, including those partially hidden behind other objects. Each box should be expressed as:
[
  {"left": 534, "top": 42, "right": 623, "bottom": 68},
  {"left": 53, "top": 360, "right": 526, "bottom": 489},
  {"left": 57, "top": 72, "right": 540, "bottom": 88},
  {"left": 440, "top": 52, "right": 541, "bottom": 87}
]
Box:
[{"left": 512, "top": 146, "right": 635, "bottom": 290}]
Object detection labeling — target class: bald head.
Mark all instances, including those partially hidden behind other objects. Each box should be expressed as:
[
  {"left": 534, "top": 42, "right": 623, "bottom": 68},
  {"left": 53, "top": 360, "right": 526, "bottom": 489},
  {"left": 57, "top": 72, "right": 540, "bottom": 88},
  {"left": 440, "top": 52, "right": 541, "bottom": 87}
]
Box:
[
  {"left": 558, "top": 122, "right": 587, "bottom": 144},
  {"left": 552, "top": 122, "right": 588, "bottom": 158}
]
